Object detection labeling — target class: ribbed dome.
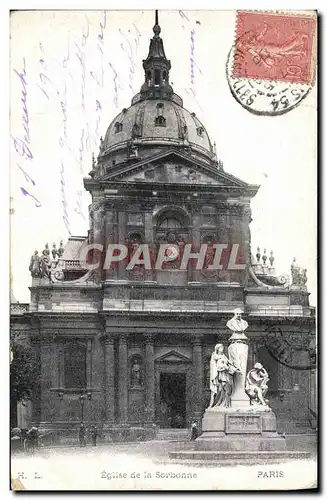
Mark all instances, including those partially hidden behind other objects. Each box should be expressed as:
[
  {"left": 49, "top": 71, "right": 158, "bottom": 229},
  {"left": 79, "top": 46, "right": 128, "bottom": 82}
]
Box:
[
  {"left": 102, "top": 100, "right": 213, "bottom": 160},
  {"left": 93, "top": 11, "right": 219, "bottom": 171}
]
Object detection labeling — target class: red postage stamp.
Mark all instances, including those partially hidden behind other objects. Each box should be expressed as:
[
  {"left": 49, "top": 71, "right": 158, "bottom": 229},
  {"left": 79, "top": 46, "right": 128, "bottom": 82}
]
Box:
[{"left": 232, "top": 11, "right": 317, "bottom": 84}]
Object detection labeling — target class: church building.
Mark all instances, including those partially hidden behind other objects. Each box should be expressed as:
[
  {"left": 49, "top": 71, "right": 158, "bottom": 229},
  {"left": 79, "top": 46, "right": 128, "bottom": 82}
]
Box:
[{"left": 11, "top": 13, "right": 316, "bottom": 440}]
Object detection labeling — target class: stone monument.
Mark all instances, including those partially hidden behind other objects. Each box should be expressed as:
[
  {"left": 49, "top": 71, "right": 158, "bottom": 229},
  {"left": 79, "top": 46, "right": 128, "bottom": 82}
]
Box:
[{"left": 195, "top": 309, "right": 286, "bottom": 452}]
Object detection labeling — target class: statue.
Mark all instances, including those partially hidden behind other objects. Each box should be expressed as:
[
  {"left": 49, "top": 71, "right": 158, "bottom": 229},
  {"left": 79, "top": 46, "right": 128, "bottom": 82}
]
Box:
[
  {"left": 131, "top": 359, "right": 142, "bottom": 386},
  {"left": 208, "top": 343, "right": 240, "bottom": 408},
  {"left": 227, "top": 308, "right": 248, "bottom": 334},
  {"left": 44, "top": 243, "right": 50, "bottom": 256},
  {"left": 291, "top": 258, "right": 308, "bottom": 286},
  {"left": 52, "top": 243, "right": 57, "bottom": 260},
  {"left": 57, "top": 240, "right": 64, "bottom": 258},
  {"left": 245, "top": 363, "right": 269, "bottom": 406},
  {"left": 39, "top": 249, "right": 52, "bottom": 279},
  {"left": 29, "top": 250, "right": 41, "bottom": 278},
  {"left": 203, "top": 239, "right": 216, "bottom": 269}
]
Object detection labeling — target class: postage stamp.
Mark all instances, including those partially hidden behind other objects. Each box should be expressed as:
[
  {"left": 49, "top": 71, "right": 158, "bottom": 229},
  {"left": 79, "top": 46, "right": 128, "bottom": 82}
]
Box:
[
  {"left": 232, "top": 11, "right": 317, "bottom": 84},
  {"left": 226, "top": 10, "right": 317, "bottom": 116}
]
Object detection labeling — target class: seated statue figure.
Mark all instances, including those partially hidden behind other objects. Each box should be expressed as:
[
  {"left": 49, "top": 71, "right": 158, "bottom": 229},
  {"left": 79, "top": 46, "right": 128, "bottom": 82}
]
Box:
[
  {"left": 208, "top": 343, "right": 240, "bottom": 408},
  {"left": 245, "top": 362, "right": 269, "bottom": 406}
]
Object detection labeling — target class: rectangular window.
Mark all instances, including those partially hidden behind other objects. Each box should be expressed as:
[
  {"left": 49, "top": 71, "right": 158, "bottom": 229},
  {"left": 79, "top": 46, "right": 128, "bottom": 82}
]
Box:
[
  {"left": 64, "top": 342, "right": 87, "bottom": 389},
  {"left": 128, "top": 213, "right": 143, "bottom": 225}
]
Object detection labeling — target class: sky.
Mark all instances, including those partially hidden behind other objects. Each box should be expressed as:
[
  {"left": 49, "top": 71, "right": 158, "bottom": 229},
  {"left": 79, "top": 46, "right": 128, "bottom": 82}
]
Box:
[{"left": 10, "top": 9, "right": 317, "bottom": 305}]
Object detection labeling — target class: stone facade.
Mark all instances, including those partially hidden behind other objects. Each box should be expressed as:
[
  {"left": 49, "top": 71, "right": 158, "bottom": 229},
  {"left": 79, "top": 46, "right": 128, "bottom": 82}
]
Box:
[{"left": 10, "top": 14, "right": 316, "bottom": 441}]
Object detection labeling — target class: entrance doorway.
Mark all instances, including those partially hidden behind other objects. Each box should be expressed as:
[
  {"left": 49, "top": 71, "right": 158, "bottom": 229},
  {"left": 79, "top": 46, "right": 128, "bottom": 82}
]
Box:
[{"left": 159, "top": 373, "right": 186, "bottom": 428}]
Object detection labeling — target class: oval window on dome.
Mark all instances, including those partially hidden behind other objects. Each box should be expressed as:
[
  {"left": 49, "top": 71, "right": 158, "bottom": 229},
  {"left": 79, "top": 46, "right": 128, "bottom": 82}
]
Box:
[
  {"left": 155, "top": 116, "right": 166, "bottom": 127},
  {"left": 114, "top": 122, "right": 123, "bottom": 133}
]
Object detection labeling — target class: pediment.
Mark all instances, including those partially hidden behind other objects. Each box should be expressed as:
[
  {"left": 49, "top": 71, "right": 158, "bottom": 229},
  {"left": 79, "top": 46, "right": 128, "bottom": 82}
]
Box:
[
  {"left": 155, "top": 350, "right": 192, "bottom": 363},
  {"left": 100, "top": 149, "right": 248, "bottom": 188}
]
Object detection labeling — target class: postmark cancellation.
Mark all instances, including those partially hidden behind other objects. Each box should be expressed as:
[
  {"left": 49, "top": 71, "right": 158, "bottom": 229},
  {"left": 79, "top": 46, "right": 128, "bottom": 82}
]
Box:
[{"left": 226, "top": 10, "right": 317, "bottom": 116}]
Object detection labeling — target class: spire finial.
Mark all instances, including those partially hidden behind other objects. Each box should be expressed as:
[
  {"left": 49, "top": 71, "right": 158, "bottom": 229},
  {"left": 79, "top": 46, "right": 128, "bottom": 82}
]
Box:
[{"left": 153, "top": 10, "right": 161, "bottom": 36}]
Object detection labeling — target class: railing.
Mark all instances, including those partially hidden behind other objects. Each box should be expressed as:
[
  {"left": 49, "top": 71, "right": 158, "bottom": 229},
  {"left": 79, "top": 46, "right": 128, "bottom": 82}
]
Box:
[
  {"left": 64, "top": 260, "right": 84, "bottom": 270},
  {"left": 10, "top": 303, "right": 29, "bottom": 315}
]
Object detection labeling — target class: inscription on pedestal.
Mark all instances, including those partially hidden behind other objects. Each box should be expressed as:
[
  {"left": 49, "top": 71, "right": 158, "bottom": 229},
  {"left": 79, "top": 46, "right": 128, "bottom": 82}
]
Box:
[{"left": 225, "top": 413, "right": 262, "bottom": 434}]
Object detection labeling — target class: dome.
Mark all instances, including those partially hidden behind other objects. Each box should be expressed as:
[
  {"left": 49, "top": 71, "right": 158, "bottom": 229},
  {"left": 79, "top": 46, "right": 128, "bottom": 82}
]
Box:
[
  {"left": 102, "top": 100, "right": 213, "bottom": 161},
  {"left": 93, "top": 11, "right": 219, "bottom": 173}
]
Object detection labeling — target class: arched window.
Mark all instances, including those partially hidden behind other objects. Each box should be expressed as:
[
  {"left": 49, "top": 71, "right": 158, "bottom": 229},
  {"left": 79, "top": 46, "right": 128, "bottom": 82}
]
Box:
[
  {"left": 64, "top": 341, "right": 87, "bottom": 389},
  {"left": 156, "top": 103, "right": 164, "bottom": 115},
  {"left": 154, "top": 69, "right": 160, "bottom": 86},
  {"left": 147, "top": 71, "right": 152, "bottom": 85},
  {"left": 155, "top": 103, "right": 166, "bottom": 127},
  {"left": 201, "top": 205, "right": 216, "bottom": 227},
  {"left": 197, "top": 126, "right": 204, "bottom": 137},
  {"left": 162, "top": 70, "right": 167, "bottom": 83},
  {"left": 158, "top": 218, "right": 182, "bottom": 230},
  {"left": 114, "top": 122, "right": 123, "bottom": 133}
]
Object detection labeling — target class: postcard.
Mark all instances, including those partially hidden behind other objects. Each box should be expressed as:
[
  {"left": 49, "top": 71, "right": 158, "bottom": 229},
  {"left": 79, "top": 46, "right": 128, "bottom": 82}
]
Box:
[{"left": 10, "top": 9, "right": 317, "bottom": 491}]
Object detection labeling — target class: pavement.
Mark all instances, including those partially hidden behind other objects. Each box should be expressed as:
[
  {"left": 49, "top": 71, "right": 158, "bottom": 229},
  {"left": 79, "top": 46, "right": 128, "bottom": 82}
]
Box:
[{"left": 11, "top": 440, "right": 318, "bottom": 491}]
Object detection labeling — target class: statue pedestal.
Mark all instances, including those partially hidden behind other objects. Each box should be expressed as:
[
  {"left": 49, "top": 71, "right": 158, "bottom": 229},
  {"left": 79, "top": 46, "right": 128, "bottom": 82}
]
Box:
[
  {"left": 228, "top": 331, "right": 250, "bottom": 408},
  {"left": 195, "top": 406, "right": 286, "bottom": 452}
]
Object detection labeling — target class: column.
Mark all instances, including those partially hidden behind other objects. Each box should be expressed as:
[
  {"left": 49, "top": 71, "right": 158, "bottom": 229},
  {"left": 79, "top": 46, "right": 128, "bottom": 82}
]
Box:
[
  {"left": 104, "top": 209, "right": 116, "bottom": 281},
  {"left": 117, "top": 212, "right": 128, "bottom": 280},
  {"left": 103, "top": 334, "right": 115, "bottom": 423},
  {"left": 40, "top": 338, "right": 53, "bottom": 422},
  {"left": 247, "top": 338, "right": 255, "bottom": 371},
  {"left": 57, "top": 341, "right": 64, "bottom": 421},
  {"left": 86, "top": 339, "right": 92, "bottom": 390},
  {"left": 92, "top": 202, "right": 105, "bottom": 279},
  {"left": 118, "top": 334, "right": 128, "bottom": 424},
  {"left": 190, "top": 213, "right": 201, "bottom": 282},
  {"left": 192, "top": 334, "right": 204, "bottom": 422},
  {"left": 144, "top": 334, "right": 155, "bottom": 425},
  {"left": 252, "top": 342, "right": 257, "bottom": 364},
  {"left": 144, "top": 212, "right": 155, "bottom": 282}
]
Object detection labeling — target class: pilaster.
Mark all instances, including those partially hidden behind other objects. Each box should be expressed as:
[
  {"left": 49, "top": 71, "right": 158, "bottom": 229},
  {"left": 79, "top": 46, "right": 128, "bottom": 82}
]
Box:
[
  {"left": 144, "top": 334, "right": 155, "bottom": 425},
  {"left": 118, "top": 334, "right": 128, "bottom": 424}
]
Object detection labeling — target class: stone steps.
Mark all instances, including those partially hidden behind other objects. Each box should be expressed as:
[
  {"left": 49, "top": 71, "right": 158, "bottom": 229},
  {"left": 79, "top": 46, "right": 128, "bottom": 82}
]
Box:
[
  {"left": 169, "top": 450, "right": 313, "bottom": 462},
  {"left": 156, "top": 429, "right": 190, "bottom": 441}
]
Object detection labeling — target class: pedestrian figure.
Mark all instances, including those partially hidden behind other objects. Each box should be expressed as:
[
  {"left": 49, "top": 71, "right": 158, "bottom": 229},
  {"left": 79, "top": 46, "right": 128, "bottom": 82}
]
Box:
[
  {"left": 90, "top": 425, "right": 98, "bottom": 447},
  {"left": 190, "top": 421, "right": 198, "bottom": 441},
  {"left": 79, "top": 422, "right": 86, "bottom": 447},
  {"left": 27, "top": 426, "right": 39, "bottom": 455},
  {"left": 21, "top": 428, "right": 28, "bottom": 453}
]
